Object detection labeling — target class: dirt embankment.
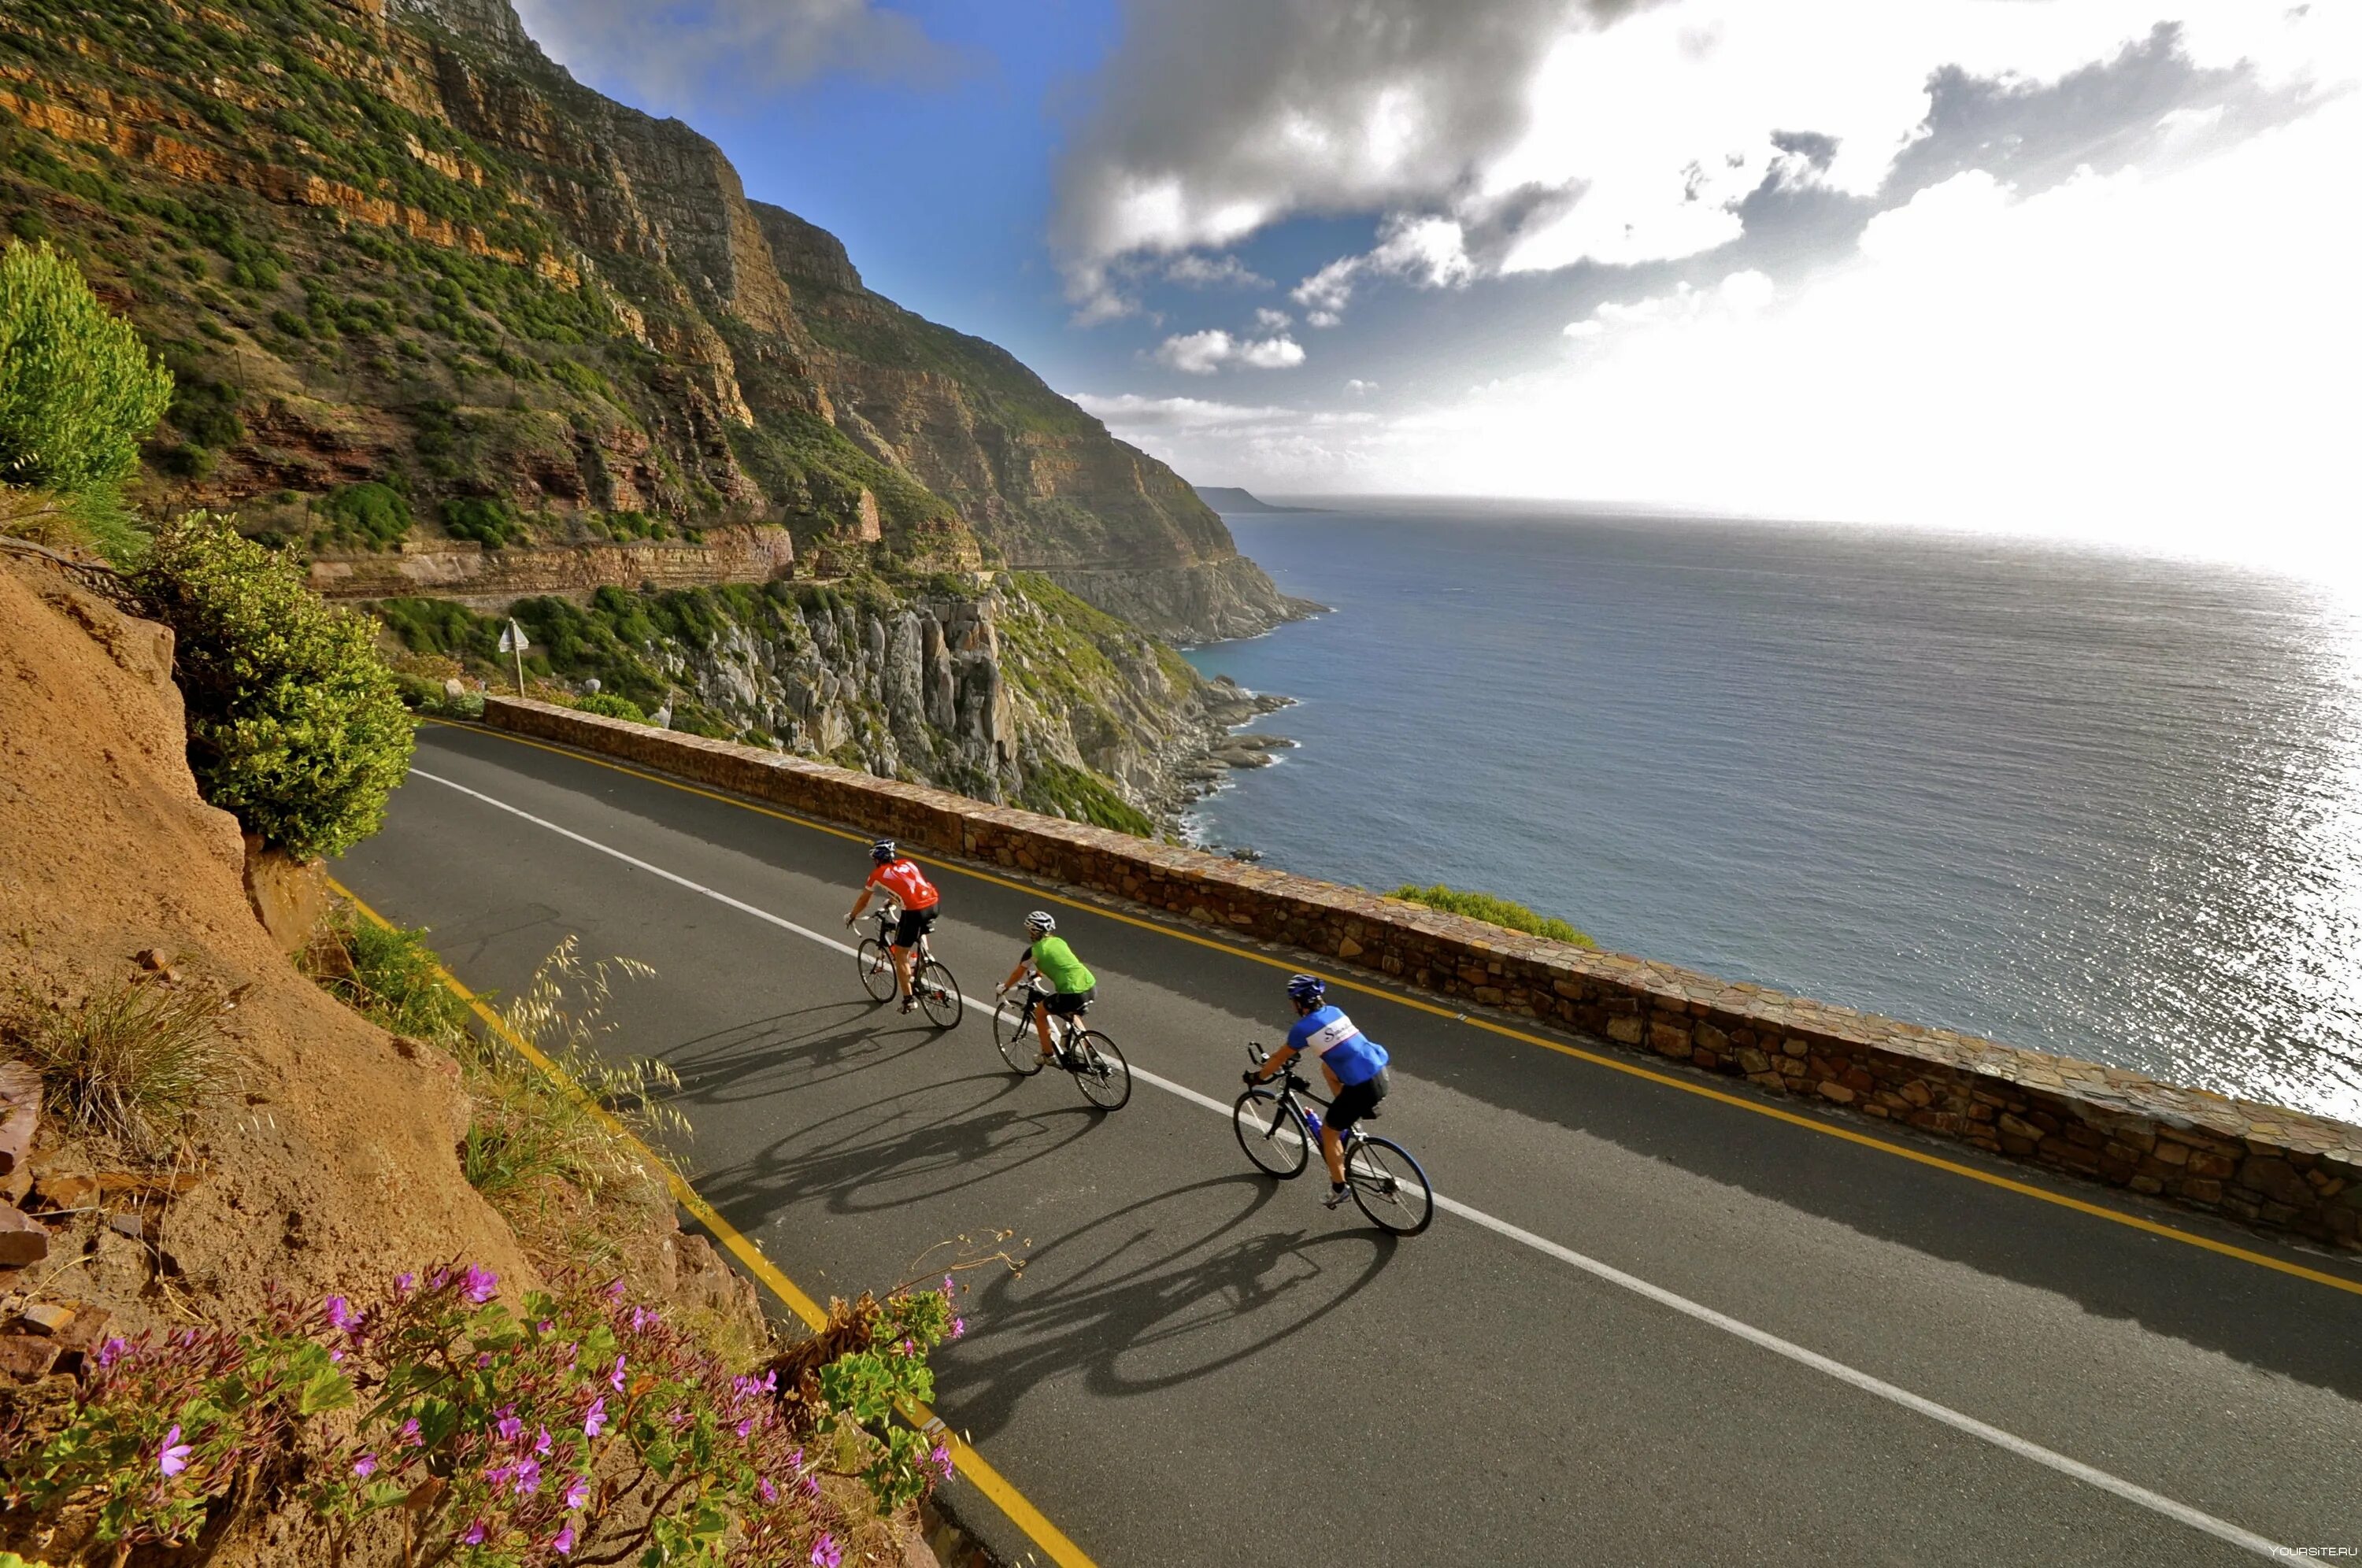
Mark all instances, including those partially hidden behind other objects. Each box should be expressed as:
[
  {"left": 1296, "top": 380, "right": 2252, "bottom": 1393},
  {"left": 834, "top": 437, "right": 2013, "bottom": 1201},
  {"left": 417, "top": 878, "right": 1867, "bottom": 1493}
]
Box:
[{"left": 0, "top": 557, "right": 531, "bottom": 1329}]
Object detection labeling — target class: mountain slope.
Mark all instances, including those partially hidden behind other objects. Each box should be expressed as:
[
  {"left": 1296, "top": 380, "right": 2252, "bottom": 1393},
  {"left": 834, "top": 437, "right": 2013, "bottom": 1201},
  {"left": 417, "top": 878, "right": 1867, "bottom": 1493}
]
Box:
[{"left": 0, "top": 0, "right": 1309, "bottom": 639}]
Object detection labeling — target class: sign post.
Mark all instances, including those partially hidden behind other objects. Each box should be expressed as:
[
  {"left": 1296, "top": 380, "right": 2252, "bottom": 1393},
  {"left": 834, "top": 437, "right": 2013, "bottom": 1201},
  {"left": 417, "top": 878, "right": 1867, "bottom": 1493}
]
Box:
[{"left": 496, "top": 619, "right": 528, "bottom": 697}]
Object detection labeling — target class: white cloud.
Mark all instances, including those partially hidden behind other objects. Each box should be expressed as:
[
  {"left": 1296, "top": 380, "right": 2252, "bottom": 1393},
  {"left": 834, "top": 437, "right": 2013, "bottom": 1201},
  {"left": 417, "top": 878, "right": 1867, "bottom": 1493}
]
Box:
[
  {"left": 1564, "top": 268, "right": 1775, "bottom": 338},
  {"left": 1152, "top": 329, "right": 1308, "bottom": 375},
  {"left": 1346, "top": 379, "right": 1378, "bottom": 395},
  {"left": 1164, "top": 253, "right": 1272, "bottom": 289},
  {"left": 511, "top": 0, "right": 957, "bottom": 108},
  {"left": 1069, "top": 392, "right": 1293, "bottom": 429},
  {"left": 1288, "top": 214, "right": 1476, "bottom": 322},
  {"left": 1062, "top": 0, "right": 2356, "bottom": 312},
  {"left": 1208, "top": 98, "right": 2361, "bottom": 575},
  {"left": 1254, "top": 306, "right": 1294, "bottom": 331}
]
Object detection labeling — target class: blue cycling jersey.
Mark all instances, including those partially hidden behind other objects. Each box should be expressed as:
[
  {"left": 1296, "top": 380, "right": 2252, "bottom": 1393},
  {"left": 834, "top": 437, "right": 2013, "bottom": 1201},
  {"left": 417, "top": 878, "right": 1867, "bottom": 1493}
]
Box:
[{"left": 1286, "top": 1004, "right": 1390, "bottom": 1085}]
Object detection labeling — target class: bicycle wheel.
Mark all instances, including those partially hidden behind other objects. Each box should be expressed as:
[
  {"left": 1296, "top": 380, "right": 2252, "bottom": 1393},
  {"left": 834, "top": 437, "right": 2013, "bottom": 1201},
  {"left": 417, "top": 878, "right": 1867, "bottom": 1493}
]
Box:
[
  {"left": 916, "top": 959, "right": 964, "bottom": 1030},
  {"left": 856, "top": 937, "right": 898, "bottom": 1002},
  {"left": 1231, "top": 1089, "right": 1310, "bottom": 1178},
  {"left": 1346, "top": 1136, "right": 1434, "bottom": 1236},
  {"left": 994, "top": 995, "right": 1048, "bottom": 1074},
  {"left": 1068, "top": 1030, "right": 1131, "bottom": 1110}
]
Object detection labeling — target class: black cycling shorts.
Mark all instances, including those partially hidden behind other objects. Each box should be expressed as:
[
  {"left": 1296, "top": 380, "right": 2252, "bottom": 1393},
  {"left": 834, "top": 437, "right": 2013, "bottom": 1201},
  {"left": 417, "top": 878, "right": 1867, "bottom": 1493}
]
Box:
[
  {"left": 1326, "top": 1066, "right": 1390, "bottom": 1133},
  {"left": 1042, "top": 986, "right": 1094, "bottom": 1017},
  {"left": 890, "top": 906, "right": 939, "bottom": 949}
]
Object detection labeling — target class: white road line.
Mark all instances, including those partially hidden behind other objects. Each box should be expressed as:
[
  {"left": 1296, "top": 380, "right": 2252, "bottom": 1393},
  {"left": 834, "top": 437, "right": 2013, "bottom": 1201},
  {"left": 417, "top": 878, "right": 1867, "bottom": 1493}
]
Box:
[{"left": 409, "top": 764, "right": 2291, "bottom": 1559}]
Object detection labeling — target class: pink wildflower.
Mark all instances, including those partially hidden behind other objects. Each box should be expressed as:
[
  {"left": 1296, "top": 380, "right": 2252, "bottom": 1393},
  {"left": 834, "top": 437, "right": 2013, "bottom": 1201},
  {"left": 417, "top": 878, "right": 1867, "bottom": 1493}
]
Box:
[
  {"left": 931, "top": 1444, "right": 953, "bottom": 1480},
  {"left": 398, "top": 1418, "right": 422, "bottom": 1448},
  {"left": 461, "top": 1263, "right": 498, "bottom": 1304},
  {"left": 735, "top": 1418, "right": 753, "bottom": 1440},
  {"left": 553, "top": 1524, "right": 576, "bottom": 1555},
  {"left": 630, "top": 1305, "right": 657, "bottom": 1333},
  {"left": 603, "top": 1278, "right": 626, "bottom": 1302},
  {"left": 951, "top": 1316, "right": 965, "bottom": 1340},
  {"left": 461, "top": 1520, "right": 487, "bottom": 1546},
  {"left": 535, "top": 1427, "right": 553, "bottom": 1457},
  {"left": 324, "top": 1296, "right": 359, "bottom": 1333},
  {"left": 495, "top": 1413, "right": 524, "bottom": 1444},
  {"left": 96, "top": 1337, "right": 128, "bottom": 1369},
  {"left": 513, "top": 1457, "right": 542, "bottom": 1496},
  {"left": 564, "top": 1474, "right": 590, "bottom": 1510},
  {"left": 159, "top": 1425, "right": 192, "bottom": 1477},
  {"left": 810, "top": 1533, "right": 842, "bottom": 1568},
  {"left": 583, "top": 1396, "right": 607, "bottom": 1438},
  {"left": 394, "top": 1271, "right": 416, "bottom": 1295},
  {"left": 353, "top": 1452, "right": 378, "bottom": 1479},
  {"left": 609, "top": 1353, "right": 627, "bottom": 1392},
  {"left": 757, "top": 1477, "right": 778, "bottom": 1504}
]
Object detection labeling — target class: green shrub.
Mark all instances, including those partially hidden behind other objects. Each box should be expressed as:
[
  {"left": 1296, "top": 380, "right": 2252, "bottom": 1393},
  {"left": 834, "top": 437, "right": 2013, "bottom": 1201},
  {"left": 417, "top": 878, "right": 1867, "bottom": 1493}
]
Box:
[
  {"left": 318, "top": 480, "right": 412, "bottom": 549},
  {"left": 0, "top": 240, "right": 174, "bottom": 494},
  {"left": 1387, "top": 884, "right": 1594, "bottom": 948},
  {"left": 573, "top": 690, "right": 646, "bottom": 722},
  {"left": 129, "top": 513, "right": 415, "bottom": 860},
  {"left": 443, "top": 494, "right": 517, "bottom": 547}
]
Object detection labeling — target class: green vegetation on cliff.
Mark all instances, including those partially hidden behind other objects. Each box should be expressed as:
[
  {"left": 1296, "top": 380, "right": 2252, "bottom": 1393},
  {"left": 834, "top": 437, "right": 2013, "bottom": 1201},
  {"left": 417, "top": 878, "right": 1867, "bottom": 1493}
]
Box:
[
  {"left": 1388, "top": 885, "right": 1595, "bottom": 949},
  {"left": 0, "top": 0, "right": 1251, "bottom": 593}
]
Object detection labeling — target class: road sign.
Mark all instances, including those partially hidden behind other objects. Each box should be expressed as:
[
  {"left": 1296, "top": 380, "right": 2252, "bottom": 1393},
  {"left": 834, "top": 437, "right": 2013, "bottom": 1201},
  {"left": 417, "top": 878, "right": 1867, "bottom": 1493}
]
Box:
[{"left": 498, "top": 619, "right": 527, "bottom": 695}]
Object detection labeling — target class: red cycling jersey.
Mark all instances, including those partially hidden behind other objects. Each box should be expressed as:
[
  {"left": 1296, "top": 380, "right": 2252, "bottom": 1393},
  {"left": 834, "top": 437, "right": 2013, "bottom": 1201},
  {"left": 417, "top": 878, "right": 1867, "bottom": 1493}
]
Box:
[{"left": 865, "top": 858, "right": 939, "bottom": 911}]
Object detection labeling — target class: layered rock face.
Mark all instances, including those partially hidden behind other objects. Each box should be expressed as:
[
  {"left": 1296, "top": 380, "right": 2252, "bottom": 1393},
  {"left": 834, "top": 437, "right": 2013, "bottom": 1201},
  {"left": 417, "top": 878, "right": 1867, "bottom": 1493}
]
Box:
[
  {"left": 407, "top": 572, "right": 1257, "bottom": 827},
  {"left": 0, "top": 0, "right": 1309, "bottom": 642}
]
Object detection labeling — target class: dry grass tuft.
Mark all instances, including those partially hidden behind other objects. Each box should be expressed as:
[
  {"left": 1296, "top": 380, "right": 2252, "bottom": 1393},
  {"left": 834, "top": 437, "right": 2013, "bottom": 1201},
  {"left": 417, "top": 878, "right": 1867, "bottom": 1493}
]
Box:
[{"left": 7, "top": 977, "right": 231, "bottom": 1152}]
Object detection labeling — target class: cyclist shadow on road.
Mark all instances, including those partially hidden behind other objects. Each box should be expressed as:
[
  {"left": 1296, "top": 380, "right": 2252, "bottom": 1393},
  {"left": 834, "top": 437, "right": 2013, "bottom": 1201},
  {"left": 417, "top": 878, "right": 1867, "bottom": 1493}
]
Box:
[
  {"left": 931, "top": 1174, "right": 1399, "bottom": 1444},
  {"left": 661, "top": 1000, "right": 950, "bottom": 1106},
  {"left": 691, "top": 1070, "right": 1105, "bottom": 1220}
]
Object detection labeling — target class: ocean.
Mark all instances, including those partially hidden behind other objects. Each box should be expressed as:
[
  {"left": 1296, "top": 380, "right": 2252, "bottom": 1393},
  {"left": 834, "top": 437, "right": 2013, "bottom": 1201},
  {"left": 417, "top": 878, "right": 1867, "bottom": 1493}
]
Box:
[{"left": 1183, "top": 500, "right": 2362, "bottom": 1125}]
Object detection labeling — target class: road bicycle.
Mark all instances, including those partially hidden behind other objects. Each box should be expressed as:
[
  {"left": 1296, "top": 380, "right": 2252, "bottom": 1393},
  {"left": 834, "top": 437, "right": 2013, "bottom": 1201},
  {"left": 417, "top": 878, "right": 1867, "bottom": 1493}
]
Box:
[
  {"left": 992, "top": 985, "right": 1132, "bottom": 1110},
  {"left": 856, "top": 904, "right": 963, "bottom": 1029},
  {"left": 1232, "top": 1042, "right": 1433, "bottom": 1235}
]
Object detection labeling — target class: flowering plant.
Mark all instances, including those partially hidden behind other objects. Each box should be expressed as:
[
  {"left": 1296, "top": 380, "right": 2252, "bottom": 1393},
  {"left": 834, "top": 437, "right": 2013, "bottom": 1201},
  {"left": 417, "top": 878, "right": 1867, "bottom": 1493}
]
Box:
[{"left": 2, "top": 1263, "right": 962, "bottom": 1566}]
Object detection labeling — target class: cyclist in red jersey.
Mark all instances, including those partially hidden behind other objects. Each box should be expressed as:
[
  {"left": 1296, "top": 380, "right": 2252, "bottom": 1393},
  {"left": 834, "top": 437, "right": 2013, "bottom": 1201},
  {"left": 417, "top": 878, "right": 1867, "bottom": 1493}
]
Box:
[{"left": 844, "top": 839, "right": 942, "bottom": 1012}]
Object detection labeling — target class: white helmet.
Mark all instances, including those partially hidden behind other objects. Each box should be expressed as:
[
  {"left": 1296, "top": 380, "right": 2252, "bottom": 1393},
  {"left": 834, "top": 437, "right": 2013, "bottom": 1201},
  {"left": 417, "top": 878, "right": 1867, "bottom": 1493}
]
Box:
[{"left": 1024, "top": 910, "right": 1057, "bottom": 935}]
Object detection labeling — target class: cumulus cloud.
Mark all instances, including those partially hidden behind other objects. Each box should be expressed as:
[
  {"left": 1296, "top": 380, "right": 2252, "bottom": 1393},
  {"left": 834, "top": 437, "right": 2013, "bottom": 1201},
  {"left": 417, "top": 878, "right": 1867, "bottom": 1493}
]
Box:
[
  {"left": 1185, "top": 94, "right": 2360, "bottom": 571},
  {"left": 1069, "top": 392, "right": 1294, "bottom": 429},
  {"left": 1053, "top": 0, "right": 1596, "bottom": 317},
  {"left": 1065, "top": 0, "right": 2353, "bottom": 322},
  {"left": 1152, "top": 329, "right": 1307, "bottom": 375},
  {"left": 1164, "top": 253, "right": 1273, "bottom": 289},
  {"left": 1254, "top": 307, "right": 1294, "bottom": 331},
  {"left": 511, "top": 0, "right": 957, "bottom": 107}
]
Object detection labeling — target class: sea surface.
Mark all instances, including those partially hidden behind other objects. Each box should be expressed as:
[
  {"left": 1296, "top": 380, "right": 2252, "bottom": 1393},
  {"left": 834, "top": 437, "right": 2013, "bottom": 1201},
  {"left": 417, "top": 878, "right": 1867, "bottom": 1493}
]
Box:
[{"left": 1183, "top": 500, "right": 2362, "bottom": 1125}]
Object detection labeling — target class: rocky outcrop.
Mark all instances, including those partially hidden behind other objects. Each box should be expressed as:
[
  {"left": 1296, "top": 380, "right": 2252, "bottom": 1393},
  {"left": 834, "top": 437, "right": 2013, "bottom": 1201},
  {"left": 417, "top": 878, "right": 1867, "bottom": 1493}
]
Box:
[
  {"left": 410, "top": 572, "right": 1267, "bottom": 827},
  {"left": 1047, "top": 556, "right": 1324, "bottom": 645}
]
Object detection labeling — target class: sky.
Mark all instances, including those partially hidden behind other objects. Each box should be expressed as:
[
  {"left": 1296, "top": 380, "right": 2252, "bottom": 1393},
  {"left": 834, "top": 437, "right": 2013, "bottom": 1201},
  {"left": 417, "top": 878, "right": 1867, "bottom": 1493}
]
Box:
[{"left": 511, "top": 0, "right": 2359, "bottom": 571}]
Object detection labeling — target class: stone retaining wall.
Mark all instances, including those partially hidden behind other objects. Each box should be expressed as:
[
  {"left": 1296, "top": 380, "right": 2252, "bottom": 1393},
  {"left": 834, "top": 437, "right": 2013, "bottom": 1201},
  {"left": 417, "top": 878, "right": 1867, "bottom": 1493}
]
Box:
[{"left": 479, "top": 696, "right": 2362, "bottom": 1252}]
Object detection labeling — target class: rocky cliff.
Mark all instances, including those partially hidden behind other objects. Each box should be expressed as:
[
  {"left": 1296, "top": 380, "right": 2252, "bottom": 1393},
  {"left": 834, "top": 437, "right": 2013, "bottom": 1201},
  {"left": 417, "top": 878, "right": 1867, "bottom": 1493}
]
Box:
[
  {"left": 0, "top": 0, "right": 1314, "bottom": 642},
  {"left": 383, "top": 572, "right": 1289, "bottom": 830}
]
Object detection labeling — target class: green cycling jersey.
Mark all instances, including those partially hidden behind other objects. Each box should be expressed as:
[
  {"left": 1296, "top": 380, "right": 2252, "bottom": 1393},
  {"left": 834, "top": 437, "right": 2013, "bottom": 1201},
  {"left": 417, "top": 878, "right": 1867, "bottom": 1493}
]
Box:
[{"left": 1025, "top": 935, "right": 1094, "bottom": 993}]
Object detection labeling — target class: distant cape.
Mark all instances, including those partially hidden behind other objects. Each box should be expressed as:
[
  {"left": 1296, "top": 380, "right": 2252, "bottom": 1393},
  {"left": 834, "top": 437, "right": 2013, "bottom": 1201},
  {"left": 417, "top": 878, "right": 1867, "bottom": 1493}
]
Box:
[{"left": 1192, "top": 486, "right": 1324, "bottom": 515}]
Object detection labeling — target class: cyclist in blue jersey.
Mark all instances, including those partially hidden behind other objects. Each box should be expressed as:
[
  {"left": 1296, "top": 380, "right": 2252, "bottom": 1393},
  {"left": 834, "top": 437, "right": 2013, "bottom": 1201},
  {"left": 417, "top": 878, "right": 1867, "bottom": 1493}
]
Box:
[{"left": 1244, "top": 974, "right": 1393, "bottom": 1208}]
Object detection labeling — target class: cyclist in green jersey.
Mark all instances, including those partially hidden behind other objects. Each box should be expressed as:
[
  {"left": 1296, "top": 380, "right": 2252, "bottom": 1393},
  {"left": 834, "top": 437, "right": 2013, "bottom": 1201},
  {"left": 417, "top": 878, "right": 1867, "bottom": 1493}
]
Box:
[{"left": 998, "top": 910, "right": 1095, "bottom": 1066}]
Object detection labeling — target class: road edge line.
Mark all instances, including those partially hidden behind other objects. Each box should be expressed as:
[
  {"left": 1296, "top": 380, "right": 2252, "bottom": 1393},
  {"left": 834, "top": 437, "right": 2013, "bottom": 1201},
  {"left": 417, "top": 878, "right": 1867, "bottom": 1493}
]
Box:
[{"left": 327, "top": 875, "right": 1099, "bottom": 1568}]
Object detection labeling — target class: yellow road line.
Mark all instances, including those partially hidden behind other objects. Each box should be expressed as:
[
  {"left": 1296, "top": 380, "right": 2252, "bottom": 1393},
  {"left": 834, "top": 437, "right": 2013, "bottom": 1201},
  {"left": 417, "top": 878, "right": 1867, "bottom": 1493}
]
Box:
[
  {"left": 421, "top": 722, "right": 2362, "bottom": 1298},
  {"left": 329, "top": 877, "right": 1099, "bottom": 1568}
]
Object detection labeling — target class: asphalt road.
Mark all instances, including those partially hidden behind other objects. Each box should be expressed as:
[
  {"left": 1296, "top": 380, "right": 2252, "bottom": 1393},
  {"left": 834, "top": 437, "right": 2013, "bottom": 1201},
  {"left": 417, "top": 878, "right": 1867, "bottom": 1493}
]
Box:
[{"left": 339, "top": 722, "right": 2362, "bottom": 1566}]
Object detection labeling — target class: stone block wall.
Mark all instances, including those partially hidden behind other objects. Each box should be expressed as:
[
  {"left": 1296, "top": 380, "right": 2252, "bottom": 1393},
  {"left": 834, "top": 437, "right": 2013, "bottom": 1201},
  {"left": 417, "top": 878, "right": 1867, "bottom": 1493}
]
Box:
[{"left": 479, "top": 696, "right": 2362, "bottom": 1251}]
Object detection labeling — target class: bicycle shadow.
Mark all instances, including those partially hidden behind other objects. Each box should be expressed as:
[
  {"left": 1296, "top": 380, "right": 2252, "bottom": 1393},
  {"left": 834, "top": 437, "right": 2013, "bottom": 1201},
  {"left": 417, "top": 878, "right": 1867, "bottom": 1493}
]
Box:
[
  {"left": 660, "top": 1000, "right": 954, "bottom": 1105},
  {"left": 690, "top": 1070, "right": 1102, "bottom": 1219},
  {"left": 932, "top": 1174, "right": 1400, "bottom": 1442}
]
